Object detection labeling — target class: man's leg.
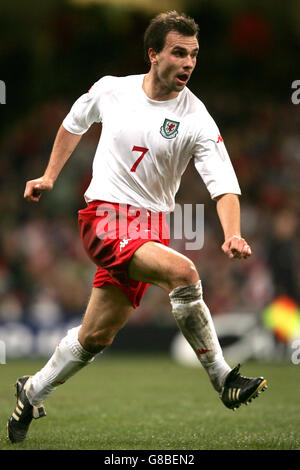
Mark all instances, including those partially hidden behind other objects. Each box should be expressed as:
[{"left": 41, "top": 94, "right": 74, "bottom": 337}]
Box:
[
  {"left": 128, "top": 242, "right": 231, "bottom": 393},
  {"left": 7, "top": 285, "right": 133, "bottom": 443},
  {"left": 27, "top": 285, "right": 133, "bottom": 404},
  {"left": 128, "top": 241, "right": 267, "bottom": 407}
]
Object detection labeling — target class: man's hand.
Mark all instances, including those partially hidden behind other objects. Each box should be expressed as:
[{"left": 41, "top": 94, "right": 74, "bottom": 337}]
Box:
[
  {"left": 24, "top": 177, "right": 53, "bottom": 203},
  {"left": 222, "top": 235, "right": 252, "bottom": 260}
]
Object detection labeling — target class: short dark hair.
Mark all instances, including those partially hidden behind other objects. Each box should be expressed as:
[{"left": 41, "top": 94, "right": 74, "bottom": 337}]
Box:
[{"left": 144, "top": 11, "right": 199, "bottom": 64}]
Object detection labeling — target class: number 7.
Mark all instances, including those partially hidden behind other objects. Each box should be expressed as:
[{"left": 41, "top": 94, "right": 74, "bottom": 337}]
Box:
[{"left": 131, "top": 146, "right": 148, "bottom": 172}]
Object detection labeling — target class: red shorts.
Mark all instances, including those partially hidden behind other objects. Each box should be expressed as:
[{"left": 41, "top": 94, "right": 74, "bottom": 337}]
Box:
[{"left": 78, "top": 200, "right": 170, "bottom": 308}]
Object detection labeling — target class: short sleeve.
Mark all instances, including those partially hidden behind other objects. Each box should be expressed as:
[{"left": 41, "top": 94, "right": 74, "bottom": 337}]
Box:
[
  {"left": 62, "top": 78, "right": 104, "bottom": 135},
  {"left": 193, "top": 113, "right": 241, "bottom": 199}
]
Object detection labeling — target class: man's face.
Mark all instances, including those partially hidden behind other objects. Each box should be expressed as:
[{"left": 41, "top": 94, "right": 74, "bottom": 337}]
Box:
[{"left": 150, "top": 31, "right": 199, "bottom": 96}]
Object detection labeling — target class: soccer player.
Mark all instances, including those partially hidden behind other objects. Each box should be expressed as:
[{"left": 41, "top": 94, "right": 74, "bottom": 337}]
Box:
[{"left": 8, "top": 11, "right": 267, "bottom": 443}]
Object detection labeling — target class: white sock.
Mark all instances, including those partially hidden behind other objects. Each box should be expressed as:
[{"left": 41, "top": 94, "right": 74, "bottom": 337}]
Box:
[
  {"left": 169, "top": 280, "right": 231, "bottom": 392},
  {"left": 26, "top": 326, "right": 95, "bottom": 405}
]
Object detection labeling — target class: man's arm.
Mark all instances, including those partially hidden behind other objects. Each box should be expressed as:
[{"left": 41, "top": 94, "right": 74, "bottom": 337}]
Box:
[
  {"left": 215, "top": 193, "right": 252, "bottom": 259},
  {"left": 24, "top": 125, "right": 82, "bottom": 202}
]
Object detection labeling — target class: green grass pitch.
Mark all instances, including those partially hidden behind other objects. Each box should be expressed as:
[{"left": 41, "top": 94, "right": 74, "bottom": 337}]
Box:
[{"left": 0, "top": 354, "right": 299, "bottom": 450}]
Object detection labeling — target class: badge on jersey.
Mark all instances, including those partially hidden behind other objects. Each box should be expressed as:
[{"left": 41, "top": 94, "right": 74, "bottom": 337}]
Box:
[{"left": 160, "top": 119, "right": 180, "bottom": 139}]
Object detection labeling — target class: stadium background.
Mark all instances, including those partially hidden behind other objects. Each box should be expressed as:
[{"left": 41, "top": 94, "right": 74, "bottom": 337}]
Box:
[{"left": 0, "top": 0, "right": 299, "bottom": 363}]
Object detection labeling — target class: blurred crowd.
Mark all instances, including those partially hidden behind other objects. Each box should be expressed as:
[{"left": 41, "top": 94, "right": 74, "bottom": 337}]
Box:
[
  {"left": 0, "top": 95, "right": 299, "bottom": 328},
  {"left": 0, "top": 0, "right": 299, "bottom": 329}
]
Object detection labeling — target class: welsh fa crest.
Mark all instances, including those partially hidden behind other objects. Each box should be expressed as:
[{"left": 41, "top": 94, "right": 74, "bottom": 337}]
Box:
[{"left": 160, "top": 118, "right": 180, "bottom": 139}]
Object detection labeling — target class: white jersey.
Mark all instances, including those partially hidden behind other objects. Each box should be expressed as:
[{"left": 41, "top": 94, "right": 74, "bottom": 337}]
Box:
[{"left": 62, "top": 74, "right": 241, "bottom": 212}]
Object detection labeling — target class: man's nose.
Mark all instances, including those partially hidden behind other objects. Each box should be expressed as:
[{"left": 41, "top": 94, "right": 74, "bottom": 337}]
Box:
[{"left": 184, "top": 55, "right": 194, "bottom": 69}]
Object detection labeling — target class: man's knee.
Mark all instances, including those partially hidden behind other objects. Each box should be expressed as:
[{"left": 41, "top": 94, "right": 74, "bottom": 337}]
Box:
[
  {"left": 170, "top": 260, "right": 199, "bottom": 291},
  {"left": 79, "top": 327, "right": 116, "bottom": 354}
]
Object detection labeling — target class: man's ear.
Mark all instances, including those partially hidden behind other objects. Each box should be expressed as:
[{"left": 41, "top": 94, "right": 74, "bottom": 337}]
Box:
[{"left": 148, "top": 48, "right": 158, "bottom": 65}]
